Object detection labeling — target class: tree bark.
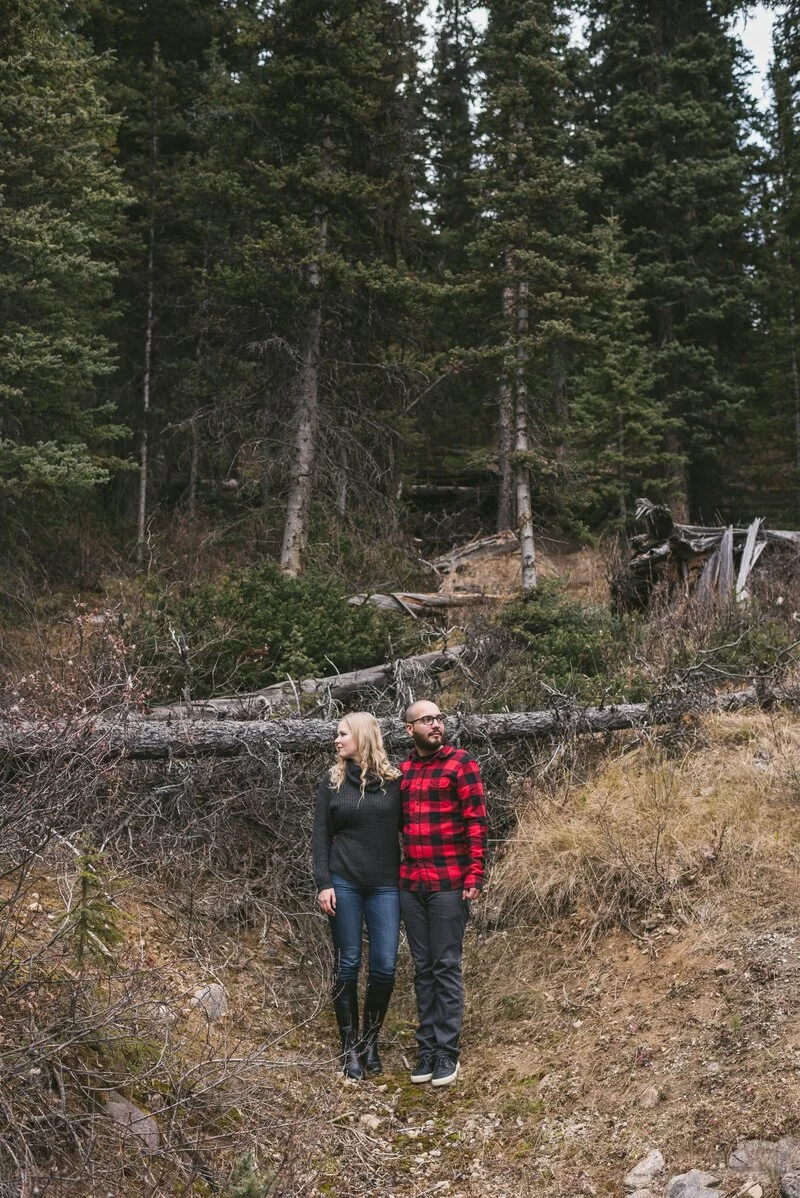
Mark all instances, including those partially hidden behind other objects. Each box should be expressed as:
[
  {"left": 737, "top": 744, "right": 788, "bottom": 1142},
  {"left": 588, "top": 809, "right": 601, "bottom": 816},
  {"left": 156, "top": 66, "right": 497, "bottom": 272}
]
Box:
[
  {"left": 1, "top": 688, "right": 790, "bottom": 760},
  {"left": 135, "top": 44, "right": 159, "bottom": 567},
  {"left": 280, "top": 212, "right": 327, "bottom": 577},
  {"left": 497, "top": 248, "right": 515, "bottom": 531},
  {"left": 514, "top": 276, "right": 537, "bottom": 589}
]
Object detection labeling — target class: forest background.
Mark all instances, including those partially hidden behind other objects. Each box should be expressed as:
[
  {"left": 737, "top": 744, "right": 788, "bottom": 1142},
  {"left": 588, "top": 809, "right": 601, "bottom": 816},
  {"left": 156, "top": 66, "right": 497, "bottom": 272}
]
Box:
[{"left": 7, "top": 0, "right": 800, "bottom": 612}]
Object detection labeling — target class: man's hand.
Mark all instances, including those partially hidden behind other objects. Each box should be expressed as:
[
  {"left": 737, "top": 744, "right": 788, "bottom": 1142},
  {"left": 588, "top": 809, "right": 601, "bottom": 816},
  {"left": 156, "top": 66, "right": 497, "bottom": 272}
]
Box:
[
  {"left": 317, "top": 887, "right": 336, "bottom": 915},
  {"left": 463, "top": 886, "right": 480, "bottom": 901}
]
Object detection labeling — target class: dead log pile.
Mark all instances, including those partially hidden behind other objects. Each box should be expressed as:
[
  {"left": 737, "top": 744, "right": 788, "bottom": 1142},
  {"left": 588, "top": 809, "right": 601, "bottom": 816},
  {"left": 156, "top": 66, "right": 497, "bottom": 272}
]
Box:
[
  {"left": 625, "top": 499, "right": 800, "bottom": 607},
  {"left": 2, "top": 686, "right": 796, "bottom": 759}
]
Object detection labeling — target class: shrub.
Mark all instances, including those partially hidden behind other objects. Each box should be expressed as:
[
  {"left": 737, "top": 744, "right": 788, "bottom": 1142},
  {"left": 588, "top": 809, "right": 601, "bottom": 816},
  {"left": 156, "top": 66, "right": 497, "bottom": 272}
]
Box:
[
  {"left": 138, "top": 560, "right": 411, "bottom": 698},
  {"left": 497, "top": 580, "right": 646, "bottom": 706}
]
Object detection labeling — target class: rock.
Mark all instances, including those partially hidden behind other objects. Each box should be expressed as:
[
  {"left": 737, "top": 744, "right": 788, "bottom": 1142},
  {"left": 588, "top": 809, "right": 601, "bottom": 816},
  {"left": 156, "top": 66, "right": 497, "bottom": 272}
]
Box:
[
  {"left": 782, "top": 1174, "right": 800, "bottom": 1198},
  {"left": 359, "top": 1114, "right": 381, "bottom": 1131},
  {"left": 638, "top": 1085, "right": 660, "bottom": 1109},
  {"left": 736, "top": 1184, "right": 763, "bottom": 1198},
  {"left": 730, "top": 1138, "right": 800, "bottom": 1178},
  {"left": 625, "top": 1150, "right": 665, "bottom": 1192},
  {"left": 666, "top": 1170, "right": 720, "bottom": 1198},
  {"left": 190, "top": 982, "right": 229, "bottom": 1021},
  {"left": 103, "top": 1090, "right": 159, "bottom": 1152}
]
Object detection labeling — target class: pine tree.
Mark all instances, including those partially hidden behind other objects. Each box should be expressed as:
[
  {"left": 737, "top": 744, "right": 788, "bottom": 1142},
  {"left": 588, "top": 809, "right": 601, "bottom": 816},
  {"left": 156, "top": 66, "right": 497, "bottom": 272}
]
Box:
[
  {"left": 583, "top": 0, "right": 756, "bottom": 521},
  {"left": 168, "top": 0, "right": 429, "bottom": 573},
  {"left": 743, "top": 4, "right": 800, "bottom": 523},
  {"left": 475, "top": 0, "right": 596, "bottom": 579},
  {"left": 0, "top": 0, "right": 129, "bottom": 563},
  {"left": 569, "top": 216, "right": 672, "bottom": 528}
]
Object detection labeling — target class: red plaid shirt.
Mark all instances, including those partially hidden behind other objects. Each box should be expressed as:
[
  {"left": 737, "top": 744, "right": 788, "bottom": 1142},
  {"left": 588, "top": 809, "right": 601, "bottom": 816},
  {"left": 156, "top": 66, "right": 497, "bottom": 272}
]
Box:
[{"left": 399, "top": 744, "right": 488, "bottom": 892}]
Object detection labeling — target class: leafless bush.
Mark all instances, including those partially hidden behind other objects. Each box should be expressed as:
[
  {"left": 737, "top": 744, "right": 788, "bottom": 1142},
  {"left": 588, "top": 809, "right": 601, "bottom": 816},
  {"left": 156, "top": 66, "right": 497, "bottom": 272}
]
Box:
[{"left": 0, "top": 644, "right": 338, "bottom": 1195}]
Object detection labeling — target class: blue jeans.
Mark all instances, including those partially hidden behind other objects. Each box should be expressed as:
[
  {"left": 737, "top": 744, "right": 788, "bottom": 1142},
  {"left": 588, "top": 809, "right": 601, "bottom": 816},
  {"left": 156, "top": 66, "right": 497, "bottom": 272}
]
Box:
[{"left": 329, "top": 873, "right": 400, "bottom": 986}]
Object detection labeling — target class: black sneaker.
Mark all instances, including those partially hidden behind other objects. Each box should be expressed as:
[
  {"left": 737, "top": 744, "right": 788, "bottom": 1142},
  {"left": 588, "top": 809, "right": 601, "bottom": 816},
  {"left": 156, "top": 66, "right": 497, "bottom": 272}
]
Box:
[
  {"left": 431, "top": 1056, "right": 460, "bottom": 1087},
  {"left": 410, "top": 1053, "right": 435, "bottom": 1083}
]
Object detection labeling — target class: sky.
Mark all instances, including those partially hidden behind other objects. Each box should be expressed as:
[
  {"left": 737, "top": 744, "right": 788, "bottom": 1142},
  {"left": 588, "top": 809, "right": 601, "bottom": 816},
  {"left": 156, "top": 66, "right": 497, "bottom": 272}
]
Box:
[{"left": 737, "top": 3, "right": 775, "bottom": 103}]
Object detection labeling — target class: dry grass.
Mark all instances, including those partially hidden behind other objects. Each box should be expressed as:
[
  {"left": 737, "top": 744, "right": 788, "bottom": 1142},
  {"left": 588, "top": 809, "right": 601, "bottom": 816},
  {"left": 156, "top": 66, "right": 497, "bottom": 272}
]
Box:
[{"left": 487, "top": 711, "right": 800, "bottom": 940}]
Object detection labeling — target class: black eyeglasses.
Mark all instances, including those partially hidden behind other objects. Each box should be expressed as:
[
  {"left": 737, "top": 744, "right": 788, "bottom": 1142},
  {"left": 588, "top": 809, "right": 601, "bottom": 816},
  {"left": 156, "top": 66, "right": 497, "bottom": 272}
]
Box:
[{"left": 410, "top": 714, "right": 445, "bottom": 726}]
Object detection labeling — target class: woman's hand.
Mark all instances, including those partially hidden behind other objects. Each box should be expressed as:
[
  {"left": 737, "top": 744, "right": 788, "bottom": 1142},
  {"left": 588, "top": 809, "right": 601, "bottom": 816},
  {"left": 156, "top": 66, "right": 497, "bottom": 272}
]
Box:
[{"left": 317, "top": 887, "right": 336, "bottom": 915}]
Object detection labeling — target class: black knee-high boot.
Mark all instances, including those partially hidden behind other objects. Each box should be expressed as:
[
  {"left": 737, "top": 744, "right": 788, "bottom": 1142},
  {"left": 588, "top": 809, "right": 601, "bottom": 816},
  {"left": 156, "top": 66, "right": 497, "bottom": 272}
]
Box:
[
  {"left": 332, "top": 978, "right": 364, "bottom": 1080},
  {"left": 361, "top": 977, "right": 394, "bottom": 1076}
]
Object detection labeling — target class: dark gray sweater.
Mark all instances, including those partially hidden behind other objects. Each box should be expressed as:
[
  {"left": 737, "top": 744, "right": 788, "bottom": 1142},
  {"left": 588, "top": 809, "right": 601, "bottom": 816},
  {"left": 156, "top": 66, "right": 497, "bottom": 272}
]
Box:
[{"left": 312, "top": 761, "right": 401, "bottom": 890}]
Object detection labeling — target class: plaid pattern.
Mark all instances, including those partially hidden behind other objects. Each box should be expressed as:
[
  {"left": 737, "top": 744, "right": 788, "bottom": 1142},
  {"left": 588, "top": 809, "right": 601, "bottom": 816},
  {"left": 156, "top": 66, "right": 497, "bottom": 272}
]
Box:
[{"left": 399, "top": 745, "right": 488, "bottom": 892}]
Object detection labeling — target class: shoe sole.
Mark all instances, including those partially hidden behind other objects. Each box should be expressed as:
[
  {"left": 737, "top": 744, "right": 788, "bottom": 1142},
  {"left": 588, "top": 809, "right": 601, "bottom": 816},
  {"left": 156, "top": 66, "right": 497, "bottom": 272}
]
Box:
[
  {"left": 410, "top": 1072, "right": 433, "bottom": 1083},
  {"left": 431, "top": 1062, "right": 460, "bottom": 1087}
]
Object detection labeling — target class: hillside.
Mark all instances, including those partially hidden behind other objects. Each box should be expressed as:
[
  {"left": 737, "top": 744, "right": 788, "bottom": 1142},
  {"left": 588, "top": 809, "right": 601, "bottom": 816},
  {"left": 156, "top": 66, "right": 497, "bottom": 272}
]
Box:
[{"left": 4, "top": 701, "right": 800, "bottom": 1197}]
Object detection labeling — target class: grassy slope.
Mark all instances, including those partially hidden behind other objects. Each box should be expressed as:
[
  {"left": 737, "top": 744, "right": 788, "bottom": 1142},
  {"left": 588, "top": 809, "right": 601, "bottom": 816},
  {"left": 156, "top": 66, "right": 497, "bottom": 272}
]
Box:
[{"left": 6, "top": 708, "right": 800, "bottom": 1196}]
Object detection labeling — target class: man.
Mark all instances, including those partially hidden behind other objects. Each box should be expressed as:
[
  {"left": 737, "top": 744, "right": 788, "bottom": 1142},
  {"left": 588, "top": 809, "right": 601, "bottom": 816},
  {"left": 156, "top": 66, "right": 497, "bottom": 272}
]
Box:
[{"left": 399, "top": 699, "right": 488, "bottom": 1087}]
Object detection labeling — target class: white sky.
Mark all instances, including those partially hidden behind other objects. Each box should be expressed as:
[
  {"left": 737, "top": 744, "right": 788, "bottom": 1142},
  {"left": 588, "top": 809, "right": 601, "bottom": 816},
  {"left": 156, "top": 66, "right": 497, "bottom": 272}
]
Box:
[{"left": 736, "top": 3, "right": 775, "bottom": 104}]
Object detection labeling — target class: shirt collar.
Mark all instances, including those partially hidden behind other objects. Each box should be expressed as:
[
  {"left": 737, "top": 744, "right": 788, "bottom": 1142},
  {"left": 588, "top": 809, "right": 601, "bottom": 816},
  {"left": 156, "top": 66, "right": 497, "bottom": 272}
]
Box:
[{"left": 409, "top": 743, "right": 453, "bottom": 764}]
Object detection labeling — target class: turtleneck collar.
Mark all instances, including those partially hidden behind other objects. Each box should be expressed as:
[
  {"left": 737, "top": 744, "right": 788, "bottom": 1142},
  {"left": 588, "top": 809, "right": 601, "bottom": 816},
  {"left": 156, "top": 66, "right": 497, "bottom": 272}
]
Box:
[{"left": 345, "top": 759, "right": 383, "bottom": 791}]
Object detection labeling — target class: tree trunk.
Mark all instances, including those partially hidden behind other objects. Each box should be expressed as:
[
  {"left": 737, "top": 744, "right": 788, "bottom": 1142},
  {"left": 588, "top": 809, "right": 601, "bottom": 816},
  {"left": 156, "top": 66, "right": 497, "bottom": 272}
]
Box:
[
  {"left": 280, "top": 213, "right": 327, "bottom": 577},
  {"left": 497, "top": 248, "right": 515, "bottom": 531},
  {"left": 514, "top": 276, "right": 537, "bottom": 589},
  {"left": 1, "top": 688, "right": 789, "bottom": 760},
  {"left": 135, "top": 45, "right": 159, "bottom": 567}
]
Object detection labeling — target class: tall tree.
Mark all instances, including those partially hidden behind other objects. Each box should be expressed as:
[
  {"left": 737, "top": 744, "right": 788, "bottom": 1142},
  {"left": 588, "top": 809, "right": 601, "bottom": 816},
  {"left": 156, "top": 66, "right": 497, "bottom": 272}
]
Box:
[
  {"left": 744, "top": 5, "right": 800, "bottom": 524},
  {"left": 569, "top": 216, "right": 671, "bottom": 528},
  {"left": 476, "top": 0, "right": 596, "bottom": 584},
  {"left": 0, "top": 0, "right": 129, "bottom": 570},
  {"left": 582, "top": 0, "right": 756, "bottom": 521}
]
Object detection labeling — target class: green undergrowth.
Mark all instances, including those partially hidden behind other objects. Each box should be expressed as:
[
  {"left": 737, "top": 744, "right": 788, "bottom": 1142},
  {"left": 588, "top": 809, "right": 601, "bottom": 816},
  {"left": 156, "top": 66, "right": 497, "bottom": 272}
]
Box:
[{"left": 133, "top": 560, "right": 421, "bottom": 699}]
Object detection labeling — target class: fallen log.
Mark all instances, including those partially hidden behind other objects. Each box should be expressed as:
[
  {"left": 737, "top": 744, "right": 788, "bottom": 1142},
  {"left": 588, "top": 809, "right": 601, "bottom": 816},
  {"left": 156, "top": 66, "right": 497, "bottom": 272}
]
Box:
[
  {"left": 145, "top": 646, "right": 467, "bottom": 721},
  {"left": 431, "top": 530, "right": 519, "bottom": 574},
  {"left": 348, "top": 592, "right": 503, "bottom": 616},
  {"left": 1, "top": 687, "right": 794, "bottom": 760}
]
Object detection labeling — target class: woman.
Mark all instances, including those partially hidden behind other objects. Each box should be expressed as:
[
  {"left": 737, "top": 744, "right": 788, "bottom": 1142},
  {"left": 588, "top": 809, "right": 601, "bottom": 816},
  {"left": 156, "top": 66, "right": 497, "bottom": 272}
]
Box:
[{"left": 312, "top": 712, "right": 401, "bottom": 1080}]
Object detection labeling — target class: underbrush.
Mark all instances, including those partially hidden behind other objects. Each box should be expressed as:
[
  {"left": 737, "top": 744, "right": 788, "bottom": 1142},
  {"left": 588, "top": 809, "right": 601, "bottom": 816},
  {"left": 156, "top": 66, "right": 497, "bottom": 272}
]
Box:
[{"left": 460, "top": 578, "right": 800, "bottom": 713}]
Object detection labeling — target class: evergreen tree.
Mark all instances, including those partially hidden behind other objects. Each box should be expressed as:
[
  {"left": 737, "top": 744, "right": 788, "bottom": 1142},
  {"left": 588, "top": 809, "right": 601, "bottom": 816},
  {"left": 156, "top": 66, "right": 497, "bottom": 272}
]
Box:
[
  {"left": 169, "top": 0, "right": 430, "bottom": 573},
  {"left": 0, "top": 0, "right": 129, "bottom": 564},
  {"left": 78, "top": 0, "right": 253, "bottom": 549},
  {"left": 570, "top": 216, "right": 671, "bottom": 528},
  {"left": 743, "top": 4, "right": 800, "bottom": 523},
  {"left": 426, "top": 0, "right": 479, "bottom": 274},
  {"left": 475, "top": 0, "right": 596, "bottom": 573},
  {"left": 583, "top": 0, "right": 756, "bottom": 521}
]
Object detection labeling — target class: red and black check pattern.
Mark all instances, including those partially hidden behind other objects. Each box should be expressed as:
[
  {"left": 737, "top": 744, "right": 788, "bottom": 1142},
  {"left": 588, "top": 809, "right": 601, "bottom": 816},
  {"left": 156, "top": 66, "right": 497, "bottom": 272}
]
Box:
[{"left": 399, "top": 745, "right": 488, "bottom": 892}]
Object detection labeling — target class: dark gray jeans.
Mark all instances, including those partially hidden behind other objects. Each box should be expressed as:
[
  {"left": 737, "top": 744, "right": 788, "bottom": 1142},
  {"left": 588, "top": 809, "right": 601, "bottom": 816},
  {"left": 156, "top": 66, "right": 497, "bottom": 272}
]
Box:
[{"left": 400, "top": 888, "right": 469, "bottom": 1060}]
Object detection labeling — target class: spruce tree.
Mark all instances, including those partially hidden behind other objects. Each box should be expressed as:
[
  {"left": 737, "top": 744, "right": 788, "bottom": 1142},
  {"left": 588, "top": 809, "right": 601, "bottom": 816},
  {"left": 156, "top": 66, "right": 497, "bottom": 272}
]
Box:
[
  {"left": 170, "top": 0, "right": 429, "bottom": 573},
  {"left": 475, "top": 0, "right": 596, "bottom": 572},
  {"left": 582, "top": 0, "right": 756, "bottom": 521},
  {"left": 0, "top": 0, "right": 129, "bottom": 567},
  {"left": 744, "top": 4, "right": 800, "bottom": 523},
  {"left": 569, "top": 216, "right": 671, "bottom": 528}
]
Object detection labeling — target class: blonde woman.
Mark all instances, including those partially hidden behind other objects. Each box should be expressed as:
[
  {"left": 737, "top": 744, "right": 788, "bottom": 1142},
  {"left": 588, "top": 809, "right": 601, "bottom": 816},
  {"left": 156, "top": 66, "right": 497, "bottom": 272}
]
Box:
[{"left": 312, "top": 712, "right": 401, "bottom": 1080}]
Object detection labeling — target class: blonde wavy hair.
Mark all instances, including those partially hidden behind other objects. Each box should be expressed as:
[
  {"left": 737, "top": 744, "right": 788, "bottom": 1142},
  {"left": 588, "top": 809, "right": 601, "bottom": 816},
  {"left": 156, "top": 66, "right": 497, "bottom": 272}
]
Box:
[{"left": 329, "top": 712, "right": 400, "bottom": 792}]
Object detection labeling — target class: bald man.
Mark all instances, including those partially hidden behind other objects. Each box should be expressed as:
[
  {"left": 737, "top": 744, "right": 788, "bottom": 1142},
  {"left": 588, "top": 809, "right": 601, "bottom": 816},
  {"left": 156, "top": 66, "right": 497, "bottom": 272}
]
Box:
[{"left": 399, "top": 699, "right": 487, "bottom": 1086}]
